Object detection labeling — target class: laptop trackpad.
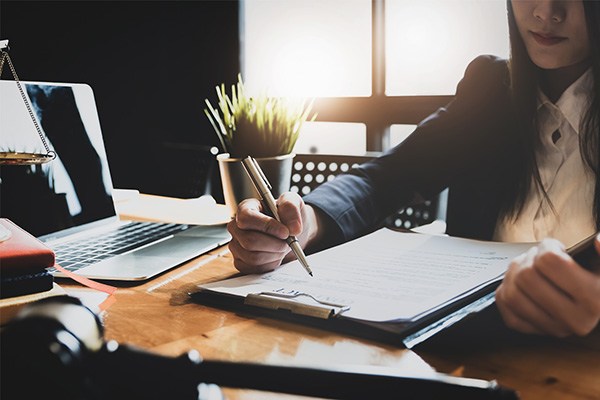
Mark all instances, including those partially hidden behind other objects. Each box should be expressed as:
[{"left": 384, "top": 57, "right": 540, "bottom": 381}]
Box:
[{"left": 78, "top": 236, "right": 224, "bottom": 281}]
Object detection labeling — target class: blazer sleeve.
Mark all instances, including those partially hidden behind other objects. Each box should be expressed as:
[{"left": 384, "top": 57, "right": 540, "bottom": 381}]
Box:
[{"left": 303, "top": 55, "right": 514, "bottom": 244}]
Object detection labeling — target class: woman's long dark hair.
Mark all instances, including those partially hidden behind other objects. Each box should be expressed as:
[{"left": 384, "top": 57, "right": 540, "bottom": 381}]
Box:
[{"left": 504, "top": 0, "right": 600, "bottom": 229}]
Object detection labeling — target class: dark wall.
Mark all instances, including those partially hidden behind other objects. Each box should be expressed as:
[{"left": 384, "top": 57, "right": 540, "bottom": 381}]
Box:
[{"left": 0, "top": 0, "right": 239, "bottom": 199}]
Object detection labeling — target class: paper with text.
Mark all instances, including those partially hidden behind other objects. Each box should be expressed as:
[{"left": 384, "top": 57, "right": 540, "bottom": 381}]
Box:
[{"left": 200, "top": 230, "right": 535, "bottom": 322}]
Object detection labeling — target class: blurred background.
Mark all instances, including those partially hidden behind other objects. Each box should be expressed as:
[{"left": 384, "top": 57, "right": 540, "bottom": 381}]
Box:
[{"left": 0, "top": 0, "right": 509, "bottom": 201}]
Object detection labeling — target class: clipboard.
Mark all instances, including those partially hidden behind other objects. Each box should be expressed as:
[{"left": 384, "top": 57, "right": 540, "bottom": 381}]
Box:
[
  {"left": 190, "top": 229, "right": 598, "bottom": 348},
  {"left": 567, "top": 232, "right": 600, "bottom": 271},
  {"left": 190, "top": 275, "right": 503, "bottom": 348},
  {"left": 244, "top": 291, "right": 350, "bottom": 319}
]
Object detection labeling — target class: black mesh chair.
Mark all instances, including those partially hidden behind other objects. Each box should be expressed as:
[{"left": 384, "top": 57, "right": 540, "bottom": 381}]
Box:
[{"left": 290, "top": 153, "right": 446, "bottom": 231}]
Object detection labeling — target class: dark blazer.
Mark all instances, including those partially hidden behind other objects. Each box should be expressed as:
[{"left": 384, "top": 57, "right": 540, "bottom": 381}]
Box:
[{"left": 304, "top": 55, "right": 526, "bottom": 246}]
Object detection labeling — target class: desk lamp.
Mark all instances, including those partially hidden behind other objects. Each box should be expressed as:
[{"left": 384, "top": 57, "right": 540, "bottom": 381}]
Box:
[{"left": 0, "top": 39, "right": 56, "bottom": 166}]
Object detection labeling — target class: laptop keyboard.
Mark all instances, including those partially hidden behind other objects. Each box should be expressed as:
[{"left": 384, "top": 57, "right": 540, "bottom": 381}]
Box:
[{"left": 49, "top": 222, "right": 188, "bottom": 273}]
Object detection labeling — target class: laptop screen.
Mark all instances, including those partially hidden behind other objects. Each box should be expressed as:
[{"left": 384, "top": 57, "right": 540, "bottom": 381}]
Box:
[{"left": 0, "top": 81, "right": 117, "bottom": 237}]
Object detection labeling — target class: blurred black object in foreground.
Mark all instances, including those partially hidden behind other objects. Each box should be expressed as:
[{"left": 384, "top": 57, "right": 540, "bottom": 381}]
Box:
[{"left": 1, "top": 296, "right": 520, "bottom": 400}]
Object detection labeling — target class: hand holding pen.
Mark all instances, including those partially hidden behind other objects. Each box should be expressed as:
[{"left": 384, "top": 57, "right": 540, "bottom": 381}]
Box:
[{"left": 239, "top": 156, "right": 313, "bottom": 277}]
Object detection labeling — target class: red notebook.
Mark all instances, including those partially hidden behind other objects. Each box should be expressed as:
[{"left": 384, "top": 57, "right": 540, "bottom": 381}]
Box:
[{"left": 0, "top": 218, "right": 55, "bottom": 275}]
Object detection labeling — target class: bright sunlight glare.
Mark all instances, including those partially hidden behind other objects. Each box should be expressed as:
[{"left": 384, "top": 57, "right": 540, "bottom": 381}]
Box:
[
  {"left": 244, "top": 0, "right": 508, "bottom": 98},
  {"left": 386, "top": 0, "right": 509, "bottom": 95},
  {"left": 242, "top": 0, "right": 371, "bottom": 97}
]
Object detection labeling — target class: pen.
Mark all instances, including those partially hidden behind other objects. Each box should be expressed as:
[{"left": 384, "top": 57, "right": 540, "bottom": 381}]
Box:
[{"left": 241, "top": 156, "right": 313, "bottom": 277}]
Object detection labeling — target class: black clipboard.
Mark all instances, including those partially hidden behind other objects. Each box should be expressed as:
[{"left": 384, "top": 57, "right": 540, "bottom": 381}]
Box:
[
  {"left": 189, "top": 277, "right": 501, "bottom": 348},
  {"left": 568, "top": 232, "right": 599, "bottom": 271},
  {"left": 191, "top": 231, "right": 599, "bottom": 348}
]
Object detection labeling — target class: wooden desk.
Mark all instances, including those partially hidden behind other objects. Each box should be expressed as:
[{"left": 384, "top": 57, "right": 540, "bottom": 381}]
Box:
[{"left": 59, "top": 245, "right": 600, "bottom": 400}]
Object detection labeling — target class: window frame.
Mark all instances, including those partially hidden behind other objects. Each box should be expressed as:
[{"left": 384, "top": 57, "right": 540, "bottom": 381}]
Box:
[
  {"left": 241, "top": 0, "right": 455, "bottom": 152},
  {"left": 311, "top": 0, "right": 453, "bottom": 151}
]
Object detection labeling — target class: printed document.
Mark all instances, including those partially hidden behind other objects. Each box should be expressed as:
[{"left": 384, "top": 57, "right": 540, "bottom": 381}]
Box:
[{"left": 199, "top": 229, "right": 535, "bottom": 322}]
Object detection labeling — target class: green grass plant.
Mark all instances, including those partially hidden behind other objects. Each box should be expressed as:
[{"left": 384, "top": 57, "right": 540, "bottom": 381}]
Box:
[{"left": 204, "top": 75, "right": 317, "bottom": 158}]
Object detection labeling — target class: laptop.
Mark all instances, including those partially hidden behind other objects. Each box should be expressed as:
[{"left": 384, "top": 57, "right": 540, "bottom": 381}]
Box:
[{"left": 0, "top": 80, "right": 231, "bottom": 281}]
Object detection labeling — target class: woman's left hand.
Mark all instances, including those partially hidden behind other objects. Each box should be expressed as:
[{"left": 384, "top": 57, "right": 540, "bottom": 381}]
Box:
[{"left": 496, "top": 235, "right": 600, "bottom": 337}]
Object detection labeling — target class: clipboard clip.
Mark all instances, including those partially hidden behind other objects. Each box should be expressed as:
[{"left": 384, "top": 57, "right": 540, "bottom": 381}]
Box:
[{"left": 245, "top": 291, "right": 350, "bottom": 319}]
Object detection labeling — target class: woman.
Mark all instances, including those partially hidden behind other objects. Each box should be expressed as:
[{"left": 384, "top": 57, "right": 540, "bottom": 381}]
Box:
[{"left": 227, "top": 0, "right": 600, "bottom": 337}]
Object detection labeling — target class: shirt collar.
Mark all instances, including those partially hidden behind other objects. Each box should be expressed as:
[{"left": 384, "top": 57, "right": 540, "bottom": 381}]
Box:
[{"left": 537, "top": 68, "right": 593, "bottom": 135}]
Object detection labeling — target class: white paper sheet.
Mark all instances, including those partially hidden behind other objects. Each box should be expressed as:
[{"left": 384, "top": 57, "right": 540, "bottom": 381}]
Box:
[
  {"left": 200, "top": 229, "right": 535, "bottom": 322},
  {"left": 114, "top": 191, "right": 231, "bottom": 226}
]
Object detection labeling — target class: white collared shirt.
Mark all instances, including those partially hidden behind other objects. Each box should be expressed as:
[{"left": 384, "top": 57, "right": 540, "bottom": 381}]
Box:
[{"left": 493, "top": 69, "right": 596, "bottom": 247}]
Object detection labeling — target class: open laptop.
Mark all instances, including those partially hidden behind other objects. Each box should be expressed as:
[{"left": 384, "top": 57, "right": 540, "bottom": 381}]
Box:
[{"left": 0, "top": 80, "right": 231, "bottom": 281}]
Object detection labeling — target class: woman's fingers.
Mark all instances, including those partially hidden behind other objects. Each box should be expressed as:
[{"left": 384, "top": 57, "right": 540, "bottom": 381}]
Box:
[
  {"left": 497, "top": 238, "right": 600, "bottom": 337},
  {"left": 227, "top": 194, "right": 307, "bottom": 274},
  {"left": 276, "top": 192, "right": 305, "bottom": 236},
  {"left": 227, "top": 220, "right": 289, "bottom": 253},
  {"left": 494, "top": 291, "right": 544, "bottom": 335},
  {"left": 497, "top": 257, "right": 571, "bottom": 337},
  {"left": 235, "top": 198, "right": 289, "bottom": 239},
  {"left": 228, "top": 239, "right": 286, "bottom": 274}
]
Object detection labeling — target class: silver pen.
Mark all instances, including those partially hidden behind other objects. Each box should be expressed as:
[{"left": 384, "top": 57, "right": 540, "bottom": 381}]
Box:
[{"left": 241, "top": 156, "right": 313, "bottom": 277}]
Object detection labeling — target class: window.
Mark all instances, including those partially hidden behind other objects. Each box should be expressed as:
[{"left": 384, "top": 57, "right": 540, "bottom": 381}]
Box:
[
  {"left": 386, "top": 0, "right": 509, "bottom": 95},
  {"left": 293, "top": 122, "right": 367, "bottom": 155},
  {"left": 242, "top": 0, "right": 509, "bottom": 153},
  {"left": 241, "top": 0, "right": 370, "bottom": 97}
]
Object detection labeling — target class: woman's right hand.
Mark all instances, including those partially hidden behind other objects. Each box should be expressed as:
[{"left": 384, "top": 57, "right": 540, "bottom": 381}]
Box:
[{"left": 227, "top": 192, "right": 317, "bottom": 274}]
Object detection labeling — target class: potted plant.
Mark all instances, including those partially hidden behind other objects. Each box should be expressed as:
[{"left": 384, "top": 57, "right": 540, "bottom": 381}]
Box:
[{"left": 204, "top": 75, "right": 317, "bottom": 216}]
